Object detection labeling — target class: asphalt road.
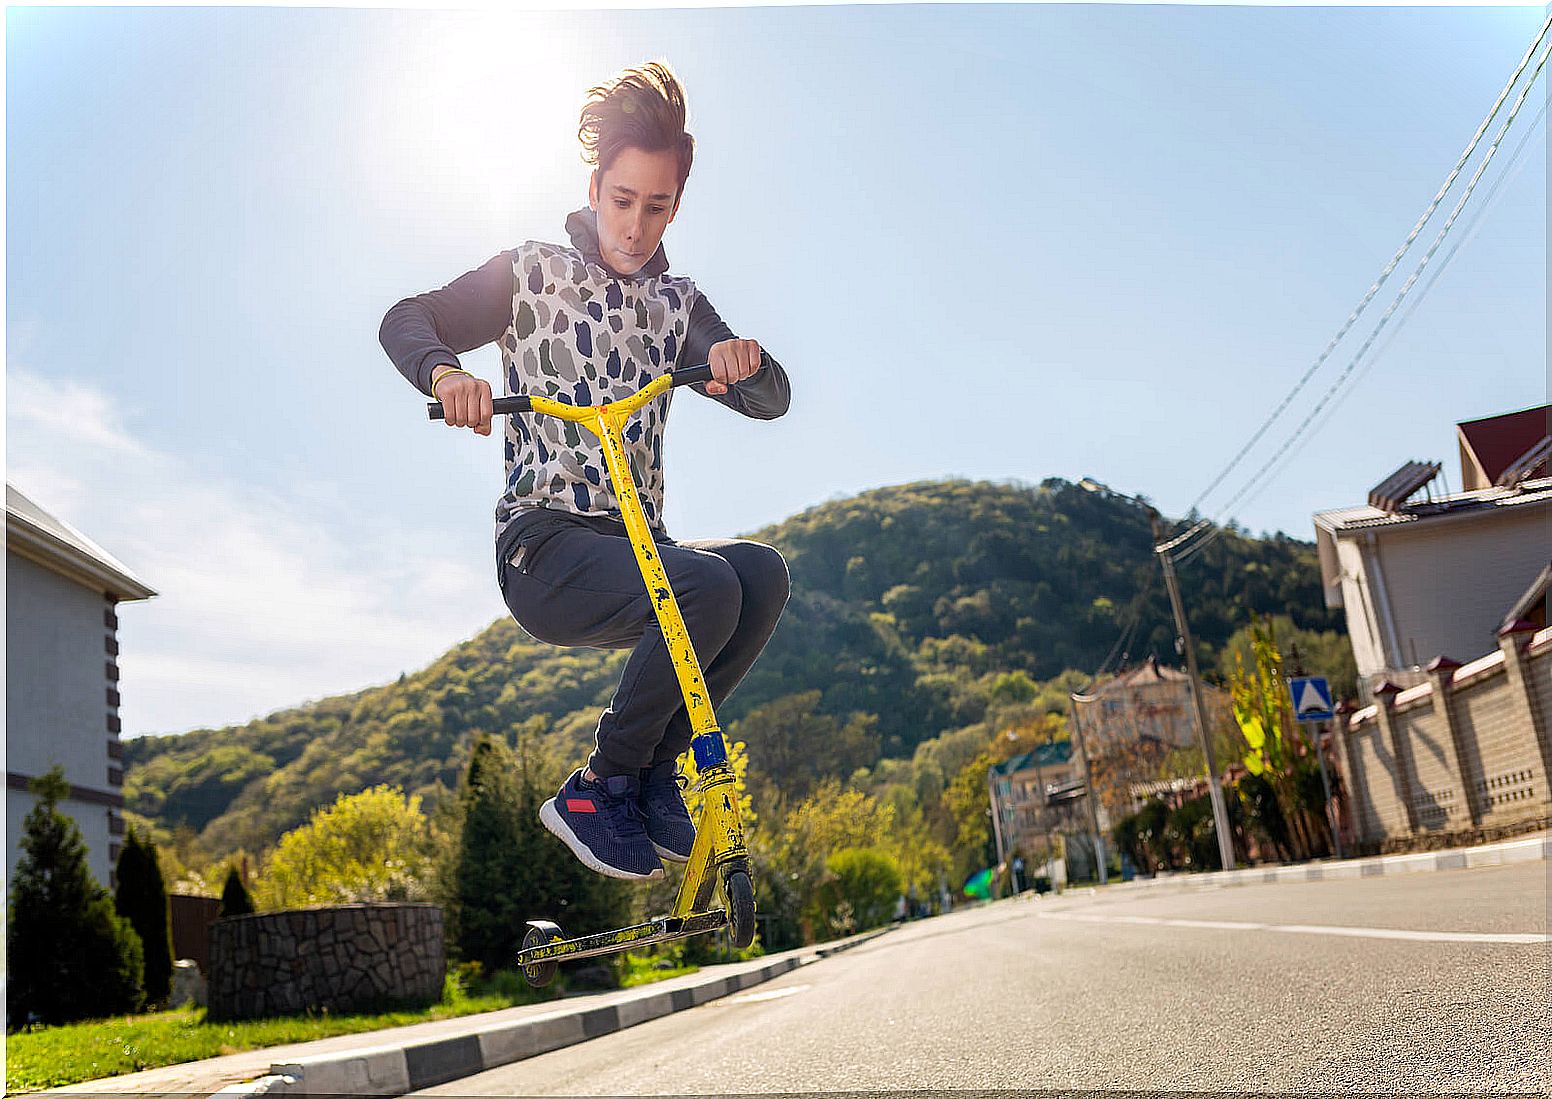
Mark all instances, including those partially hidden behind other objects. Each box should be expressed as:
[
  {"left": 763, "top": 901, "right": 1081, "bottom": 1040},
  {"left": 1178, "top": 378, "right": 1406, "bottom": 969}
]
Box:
[{"left": 414, "top": 861, "right": 1549, "bottom": 1095}]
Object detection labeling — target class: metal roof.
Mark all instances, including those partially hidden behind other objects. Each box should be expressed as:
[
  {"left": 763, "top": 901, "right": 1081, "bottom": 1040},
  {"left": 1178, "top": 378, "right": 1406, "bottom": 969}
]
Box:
[
  {"left": 1313, "top": 477, "right": 1552, "bottom": 535},
  {"left": 6, "top": 482, "right": 157, "bottom": 600},
  {"left": 991, "top": 740, "right": 1075, "bottom": 776}
]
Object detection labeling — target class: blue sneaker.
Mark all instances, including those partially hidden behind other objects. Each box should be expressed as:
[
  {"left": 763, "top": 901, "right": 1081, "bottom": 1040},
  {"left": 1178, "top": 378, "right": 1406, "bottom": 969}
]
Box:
[
  {"left": 540, "top": 770, "right": 664, "bottom": 881},
  {"left": 639, "top": 761, "right": 696, "bottom": 863}
]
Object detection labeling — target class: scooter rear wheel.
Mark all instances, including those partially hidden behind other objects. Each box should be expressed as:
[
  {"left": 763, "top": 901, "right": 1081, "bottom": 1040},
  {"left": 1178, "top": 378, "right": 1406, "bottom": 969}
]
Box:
[
  {"left": 725, "top": 870, "right": 756, "bottom": 949},
  {"left": 521, "top": 924, "right": 562, "bottom": 988}
]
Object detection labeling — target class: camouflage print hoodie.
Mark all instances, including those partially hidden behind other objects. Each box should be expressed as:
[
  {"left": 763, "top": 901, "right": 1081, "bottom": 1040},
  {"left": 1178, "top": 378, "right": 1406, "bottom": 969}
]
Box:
[{"left": 378, "top": 208, "right": 791, "bottom": 570}]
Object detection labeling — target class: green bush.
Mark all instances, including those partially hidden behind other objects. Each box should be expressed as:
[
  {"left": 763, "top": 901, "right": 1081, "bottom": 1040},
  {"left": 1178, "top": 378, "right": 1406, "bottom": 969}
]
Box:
[
  {"left": 1164, "top": 797, "right": 1220, "bottom": 871},
  {"left": 816, "top": 847, "right": 902, "bottom": 934}
]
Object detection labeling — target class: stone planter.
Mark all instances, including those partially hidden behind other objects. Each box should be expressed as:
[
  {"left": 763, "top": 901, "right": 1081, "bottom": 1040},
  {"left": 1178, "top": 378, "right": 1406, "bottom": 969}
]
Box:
[{"left": 207, "top": 903, "right": 443, "bottom": 1021}]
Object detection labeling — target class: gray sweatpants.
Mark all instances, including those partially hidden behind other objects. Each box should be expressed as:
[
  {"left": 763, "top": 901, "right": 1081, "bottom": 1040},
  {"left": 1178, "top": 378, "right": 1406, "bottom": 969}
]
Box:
[{"left": 497, "top": 507, "right": 791, "bottom": 779}]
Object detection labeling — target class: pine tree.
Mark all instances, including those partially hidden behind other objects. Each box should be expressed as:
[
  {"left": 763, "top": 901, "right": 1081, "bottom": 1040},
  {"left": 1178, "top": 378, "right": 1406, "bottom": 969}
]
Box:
[
  {"left": 115, "top": 828, "right": 174, "bottom": 1006},
  {"left": 452, "top": 728, "right": 628, "bottom": 972},
  {"left": 7, "top": 767, "right": 144, "bottom": 1025},
  {"left": 509, "top": 723, "right": 628, "bottom": 946},
  {"left": 454, "top": 736, "right": 528, "bottom": 970},
  {"left": 219, "top": 864, "right": 255, "bottom": 917}
]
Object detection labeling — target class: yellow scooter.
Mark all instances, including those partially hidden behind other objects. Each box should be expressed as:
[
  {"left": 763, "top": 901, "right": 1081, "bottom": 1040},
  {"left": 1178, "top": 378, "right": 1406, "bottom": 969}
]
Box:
[{"left": 428, "top": 363, "right": 756, "bottom": 987}]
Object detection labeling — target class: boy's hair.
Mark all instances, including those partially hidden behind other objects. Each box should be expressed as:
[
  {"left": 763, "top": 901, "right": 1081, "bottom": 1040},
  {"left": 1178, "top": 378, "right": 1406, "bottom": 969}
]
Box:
[{"left": 578, "top": 61, "right": 695, "bottom": 199}]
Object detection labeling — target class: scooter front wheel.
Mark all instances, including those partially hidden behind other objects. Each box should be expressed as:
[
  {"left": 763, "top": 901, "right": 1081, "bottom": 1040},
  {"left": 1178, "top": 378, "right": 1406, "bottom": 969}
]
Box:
[
  {"left": 521, "top": 922, "right": 563, "bottom": 988},
  {"left": 725, "top": 870, "right": 756, "bottom": 949}
]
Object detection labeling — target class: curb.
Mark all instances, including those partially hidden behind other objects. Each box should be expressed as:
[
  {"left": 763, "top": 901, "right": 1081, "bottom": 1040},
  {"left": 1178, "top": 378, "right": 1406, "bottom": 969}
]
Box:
[
  {"left": 1095, "top": 832, "right": 1549, "bottom": 896},
  {"left": 238, "top": 928, "right": 893, "bottom": 1098}
]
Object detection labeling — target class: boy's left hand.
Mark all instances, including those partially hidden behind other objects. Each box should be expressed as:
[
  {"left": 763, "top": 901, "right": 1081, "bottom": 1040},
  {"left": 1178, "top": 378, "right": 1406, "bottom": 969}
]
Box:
[{"left": 706, "top": 339, "right": 762, "bottom": 395}]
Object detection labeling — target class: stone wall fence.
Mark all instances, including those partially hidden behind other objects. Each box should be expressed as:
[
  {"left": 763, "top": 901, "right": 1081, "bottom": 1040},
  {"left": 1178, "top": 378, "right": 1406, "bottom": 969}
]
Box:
[
  {"left": 207, "top": 903, "right": 444, "bottom": 1021},
  {"left": 1336, "top": 621, "right": 1550, "bottom": 853}
]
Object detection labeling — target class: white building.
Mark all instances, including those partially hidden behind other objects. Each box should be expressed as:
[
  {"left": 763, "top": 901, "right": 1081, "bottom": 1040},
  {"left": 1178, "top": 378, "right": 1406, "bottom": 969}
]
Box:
[
  {"left": 1313, "top": 406, "right": 1550, "bottom": 701},
  {"left": 7, "top": 483, "right": 156, "bottom": 889}
]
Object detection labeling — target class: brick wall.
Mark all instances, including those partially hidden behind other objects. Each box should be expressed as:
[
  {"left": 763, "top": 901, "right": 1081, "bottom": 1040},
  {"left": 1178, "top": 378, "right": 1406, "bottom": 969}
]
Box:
[
  {"left": 1338, "top": 626, "right": 1551, "bottom": 852},
  {"left": 1344, "top": 720, "right": 1411, "bottom": 843}
]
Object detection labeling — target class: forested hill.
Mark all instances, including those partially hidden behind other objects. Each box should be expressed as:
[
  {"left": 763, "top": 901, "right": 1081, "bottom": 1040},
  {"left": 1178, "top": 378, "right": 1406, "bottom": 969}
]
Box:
[{"left": 125, "top": 478, "right": 1338, "bottom": 859}]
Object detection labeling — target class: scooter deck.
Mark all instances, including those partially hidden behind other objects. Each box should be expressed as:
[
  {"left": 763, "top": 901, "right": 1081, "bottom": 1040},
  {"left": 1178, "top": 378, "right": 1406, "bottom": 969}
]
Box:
[{"left": 517, "top": 910, "right": 729, "bottom": 967}]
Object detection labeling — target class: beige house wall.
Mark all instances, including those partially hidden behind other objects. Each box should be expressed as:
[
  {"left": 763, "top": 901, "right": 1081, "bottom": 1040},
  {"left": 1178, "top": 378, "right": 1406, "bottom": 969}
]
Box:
[{"left": 1336, "top": 503, "right": 1549, "bottom": 684}]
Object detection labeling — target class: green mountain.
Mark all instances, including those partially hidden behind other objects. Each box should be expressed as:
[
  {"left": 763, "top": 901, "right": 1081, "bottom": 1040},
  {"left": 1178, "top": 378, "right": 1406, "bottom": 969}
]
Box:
[{"left": 125, "top": 478, "right": 1339, "bottom": 860}]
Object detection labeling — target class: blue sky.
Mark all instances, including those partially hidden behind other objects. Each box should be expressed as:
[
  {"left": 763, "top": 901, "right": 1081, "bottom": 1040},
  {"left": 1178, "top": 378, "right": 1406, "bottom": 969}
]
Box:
[{"left": 6, "top": 3, "right": 1545, "bottom": 737}]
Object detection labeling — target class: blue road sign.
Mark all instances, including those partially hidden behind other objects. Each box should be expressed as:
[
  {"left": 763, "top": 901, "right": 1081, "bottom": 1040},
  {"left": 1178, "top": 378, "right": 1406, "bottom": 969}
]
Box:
[{"left": 1289, "top": 676, "right": 1334, "bottom": 722}]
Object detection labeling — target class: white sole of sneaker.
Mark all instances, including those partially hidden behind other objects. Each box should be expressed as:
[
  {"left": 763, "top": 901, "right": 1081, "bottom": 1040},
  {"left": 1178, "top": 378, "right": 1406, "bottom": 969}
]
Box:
[
  {"left": 539, "top": 798, "right": 665, "bottom": 881},
  {"left": 651, "top": 841, "right": 692, "bottom": 864}
]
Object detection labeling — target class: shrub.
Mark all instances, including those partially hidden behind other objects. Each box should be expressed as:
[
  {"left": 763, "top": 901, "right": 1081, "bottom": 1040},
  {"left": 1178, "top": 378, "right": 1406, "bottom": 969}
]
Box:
[
  {"left": 255, "top": 785, "right": 433, "bottom": 908},
  {"left": 816, "top": 847, "right": 902, "bottom": 934}
]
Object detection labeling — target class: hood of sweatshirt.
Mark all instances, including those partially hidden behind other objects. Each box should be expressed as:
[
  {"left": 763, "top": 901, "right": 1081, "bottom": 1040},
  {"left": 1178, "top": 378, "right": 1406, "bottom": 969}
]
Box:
[{"left": 565, "top": 206, "right": 671, "bottom": 280}]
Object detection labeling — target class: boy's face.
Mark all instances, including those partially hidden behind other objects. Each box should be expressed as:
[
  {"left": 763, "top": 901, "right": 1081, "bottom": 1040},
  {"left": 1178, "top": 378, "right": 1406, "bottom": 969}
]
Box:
[{"left": 588, "top": 145, "right": 681, "bottom": 276}]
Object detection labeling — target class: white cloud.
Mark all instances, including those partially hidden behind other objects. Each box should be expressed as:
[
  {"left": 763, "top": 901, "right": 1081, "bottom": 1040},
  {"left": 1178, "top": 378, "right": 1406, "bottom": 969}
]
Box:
[{"left": 6, "top": 365, "right": 502, "bottom": 737}]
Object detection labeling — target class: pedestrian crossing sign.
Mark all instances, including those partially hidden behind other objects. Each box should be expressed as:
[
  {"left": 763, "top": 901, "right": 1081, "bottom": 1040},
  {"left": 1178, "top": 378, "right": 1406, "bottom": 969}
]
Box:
[{"left": 1289, "top": 676, "right": 1334, "bottom": 722}]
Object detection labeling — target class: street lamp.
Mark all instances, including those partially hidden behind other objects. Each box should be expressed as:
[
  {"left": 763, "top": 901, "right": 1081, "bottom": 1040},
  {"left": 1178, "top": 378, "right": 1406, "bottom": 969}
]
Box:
[{"left": 1077, "top": 478, "right": 1237, "bottom": 872}]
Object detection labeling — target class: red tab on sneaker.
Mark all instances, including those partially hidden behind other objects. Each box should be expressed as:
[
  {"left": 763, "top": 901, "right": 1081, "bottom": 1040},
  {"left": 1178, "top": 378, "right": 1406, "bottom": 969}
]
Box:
[{"left": 565, "top": 798, "right": 597, "bottom": 813}]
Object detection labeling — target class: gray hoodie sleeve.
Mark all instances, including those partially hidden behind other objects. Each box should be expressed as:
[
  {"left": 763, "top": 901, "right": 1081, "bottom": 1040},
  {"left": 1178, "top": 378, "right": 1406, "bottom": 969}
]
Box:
[
  {"left": 378, "top": 250, "right": 517, "bottom": 396},
  {"left": 682, "top": 291, "right": 791, "bottom": 420}
]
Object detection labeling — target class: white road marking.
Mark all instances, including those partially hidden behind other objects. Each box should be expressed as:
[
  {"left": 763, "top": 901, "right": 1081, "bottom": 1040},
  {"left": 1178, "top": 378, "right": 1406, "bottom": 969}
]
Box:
[{"left": 1038, "top": 911, "right": 1548, "bottom": 945}]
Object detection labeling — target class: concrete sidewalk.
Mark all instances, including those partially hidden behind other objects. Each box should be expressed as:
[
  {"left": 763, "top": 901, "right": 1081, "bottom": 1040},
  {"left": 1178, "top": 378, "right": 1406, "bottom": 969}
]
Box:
[
  {"left": 1087, "top": 831, "right": 1549, "bottom": 897},
  {"left": 36, "top": 928, "right": 890, "bottom": 1098}
]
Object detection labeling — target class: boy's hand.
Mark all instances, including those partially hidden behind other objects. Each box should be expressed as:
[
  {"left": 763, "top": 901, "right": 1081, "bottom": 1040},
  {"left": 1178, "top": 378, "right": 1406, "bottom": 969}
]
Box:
[
  {"left": 706, "top": 339, "right": 762, "bottom": 395},
  {"left": 436, "top": 372, "right": 493, "bottom": 436}
]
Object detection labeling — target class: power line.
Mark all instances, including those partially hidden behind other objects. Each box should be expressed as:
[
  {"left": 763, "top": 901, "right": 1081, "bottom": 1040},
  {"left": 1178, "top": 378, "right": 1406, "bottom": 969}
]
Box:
[
  {"left": 1197, "top": 39, "right": 1550, "bottom": 537},
  {"left": 1174, "top": 98, "right": 1548, "bottom": 569},
  {"left": 1185, "top": 13, "right": 1552, "bottom": 518}
]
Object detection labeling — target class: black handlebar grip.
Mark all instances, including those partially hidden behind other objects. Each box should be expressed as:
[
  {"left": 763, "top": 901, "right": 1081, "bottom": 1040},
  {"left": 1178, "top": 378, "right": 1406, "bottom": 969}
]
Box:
[
  {"left": 426, "top": 364, "right": 713, "bottom": 420},
  {"left": 671, "top": 362, "right": 715, "bottom": 387},
  {"left": 427, "top": 395, "right": 533, "bottom": 421}
]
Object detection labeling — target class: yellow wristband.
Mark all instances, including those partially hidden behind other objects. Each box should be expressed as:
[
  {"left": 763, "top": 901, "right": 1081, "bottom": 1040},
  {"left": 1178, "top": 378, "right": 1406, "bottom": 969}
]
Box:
[{"left": 430, "top": 365, "right": 471, "bottom": 396}]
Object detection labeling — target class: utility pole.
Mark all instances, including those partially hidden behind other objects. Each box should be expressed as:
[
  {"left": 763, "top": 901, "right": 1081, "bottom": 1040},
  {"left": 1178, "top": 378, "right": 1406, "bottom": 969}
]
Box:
[
  {"left": 987, "top": 772, "right": 1007, "bottom": 867},
  {"left": 1067, "top": 696, "right": 1109, "bottom": 885},
  {"left": 1153, "top": 517, "right": 1237, "bottom": 872}
]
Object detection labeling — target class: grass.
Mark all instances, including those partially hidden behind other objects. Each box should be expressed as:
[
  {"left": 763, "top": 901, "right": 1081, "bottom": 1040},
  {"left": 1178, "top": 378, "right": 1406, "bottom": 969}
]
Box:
[
  {"left": 5, "top": 973, "right": 537, "bottom": 1092},
  {"left": 6, "top": 953, "right": 718, "bottom": 1092},
  {"left": 618, "top": 955, "right": 700, "bottom": 988}
]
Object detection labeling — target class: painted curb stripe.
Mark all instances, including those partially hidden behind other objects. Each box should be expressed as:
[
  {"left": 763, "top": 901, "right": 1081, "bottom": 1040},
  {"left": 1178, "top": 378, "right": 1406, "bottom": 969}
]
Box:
[
  {"left": 403, "top": 1034, "right": 482, "bottom": 1091},
  {"left": 266, "top": 944, "right": 858, "bottom": 1095},
  {"left": 1114, "top": 836, "right": 1548, "bottom": 893}
]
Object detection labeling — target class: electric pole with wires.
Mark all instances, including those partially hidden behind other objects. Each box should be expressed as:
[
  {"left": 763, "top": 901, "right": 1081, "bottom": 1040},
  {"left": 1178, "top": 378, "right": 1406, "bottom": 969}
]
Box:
[
  {"left": 1154, "top": 516, "right": 1237, "bottom": 872},
  {"left": 1077, "top": 478, "right": 1237, "bottom": 871}
]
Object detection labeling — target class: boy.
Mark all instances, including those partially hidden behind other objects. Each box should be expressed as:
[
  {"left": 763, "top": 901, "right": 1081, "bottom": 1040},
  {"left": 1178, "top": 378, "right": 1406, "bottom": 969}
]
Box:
[{"left": 379, "top": 62, "right": 791, "bottom": 882}]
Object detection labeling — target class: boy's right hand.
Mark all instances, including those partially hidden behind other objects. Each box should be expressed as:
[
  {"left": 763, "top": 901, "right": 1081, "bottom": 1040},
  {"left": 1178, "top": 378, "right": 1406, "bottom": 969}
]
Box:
[{"left": 435, "top": 373, "right": 494, "bottom": 436}]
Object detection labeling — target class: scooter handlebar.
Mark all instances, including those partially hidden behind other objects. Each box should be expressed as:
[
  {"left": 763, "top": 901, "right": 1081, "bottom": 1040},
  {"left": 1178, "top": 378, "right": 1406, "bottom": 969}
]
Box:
[{"left": 426, "top": 362, "right": 715, "bottom": 421}]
